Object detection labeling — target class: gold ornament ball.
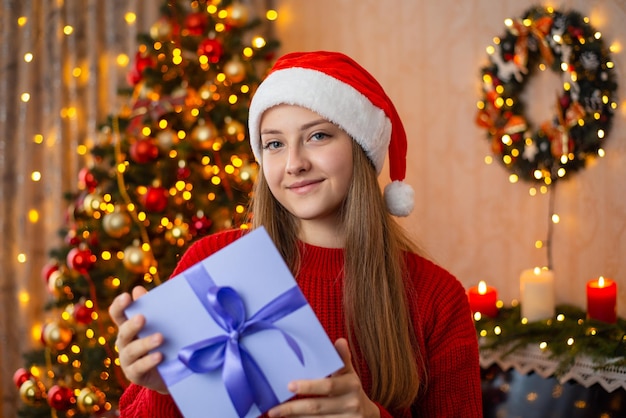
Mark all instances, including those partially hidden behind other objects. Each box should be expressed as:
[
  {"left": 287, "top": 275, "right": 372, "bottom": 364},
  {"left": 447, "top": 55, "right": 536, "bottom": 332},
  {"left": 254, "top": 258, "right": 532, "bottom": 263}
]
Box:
[
  {"left": 77, "top": 387, "right": 105, "bottom": 414},
  {"left": 82, "top": 192, "right": 102, "bottom": 216},
  {"left": 63, "top": 303, "right": 77, "bottom": 324},
  {"left": 225, "top": 3, "right": 249, "bottom": 27},
  {"left": 19, "top": 380, "right": 44, "bottom": 405},
  {"left": 166, "top": 224, "right": 190, "bottom": 245},
  {"left": 150, "top": 18, "right": 173, "bottom": 41},
  {"left": 102, "top": 210, "right": 132, "bottom": 238},
  {"left": 190, "top": 120, "right": 219, "bottom": 150},
  {"left": 156, "top": 129, "right": 179, "bottom": 151},
  {"left": 43, "top": 322, "right": 73, "bottom": 351},
  {"left": 198, "top": 82, "right": 214, "bottom": 101},
  {"left": 224, "top": 119, "right": 246, "bottom": 141},
  {"left": 123, "top": 245, "right": 151, "bottom": 274},
  {"left": 223, "top": 59, "right": 246, "bottom": 83},
  {"left": 47, "top": 269, "right": 71, "bottom": 297}
]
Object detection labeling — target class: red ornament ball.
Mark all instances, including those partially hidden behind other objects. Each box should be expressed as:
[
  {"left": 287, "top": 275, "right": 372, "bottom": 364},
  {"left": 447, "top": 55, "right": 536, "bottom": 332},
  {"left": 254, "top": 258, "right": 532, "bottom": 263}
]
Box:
[
  {"left": 66, "top": 247, "right": 95, "bottom": 272},
  {"left": 73, "top": 302, "right": 95, "bottom": 325},
  {"left": 47, "top": 385, "right": 75, "bottom": 411},
  {"left": 191, "top": 213, "right": 212, "bottom": 235},
  {"left": 78, "top": 167, "right": 98, "bottom": 191},
  {"left": 133, "top": 51, "right": 155, "bottom": 74},
  {"left": 184, "top": 11, "right": 208, "bottom": 36},
  {"left": 13, "top": 368, "right": 32, "bottom": 388},
  {"left": 197, "top": 38, "right": 223, "bottom": 63},
  {"left": 127, "top": 52, "right": 155, "bottom": 86},
  {"left": 127, "top": 67, "right": 142, "bottom": 86},
  {"left": 177, "top": 166, "right": 191, "bottom": 180},
  {"left": 41, "top": 262, "right": 59, "bottom": 285},
  {"left": 64, "top": 229, "right": 81, "bottom": 246},
  {"left": 130, "top": 138, "right": 159, "bottom": 164},
  {"left": 142, "top": 186, "right": 169, "bottom": 212}
]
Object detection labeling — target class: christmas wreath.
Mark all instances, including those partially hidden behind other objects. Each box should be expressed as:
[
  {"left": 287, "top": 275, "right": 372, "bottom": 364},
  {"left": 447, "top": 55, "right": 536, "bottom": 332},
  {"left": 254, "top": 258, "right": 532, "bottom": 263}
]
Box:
[{"left": 476, "top": 6, "right": 618, "bottom": 183}]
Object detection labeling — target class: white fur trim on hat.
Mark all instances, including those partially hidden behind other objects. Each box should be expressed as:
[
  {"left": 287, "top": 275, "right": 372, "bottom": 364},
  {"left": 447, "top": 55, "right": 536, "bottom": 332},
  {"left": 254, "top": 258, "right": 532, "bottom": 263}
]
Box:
[
  {"left": 248, "top": 67, "right": 392, "bottom": 174},
  {"left": 384, "top": 180, "right": 415, "bottom": 217}
]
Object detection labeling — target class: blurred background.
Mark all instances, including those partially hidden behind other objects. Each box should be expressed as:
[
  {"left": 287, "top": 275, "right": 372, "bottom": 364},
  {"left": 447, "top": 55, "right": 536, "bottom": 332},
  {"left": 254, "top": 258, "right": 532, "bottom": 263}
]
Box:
[{"left": 1, "top": 0, "right": 625, "bottom": 416}]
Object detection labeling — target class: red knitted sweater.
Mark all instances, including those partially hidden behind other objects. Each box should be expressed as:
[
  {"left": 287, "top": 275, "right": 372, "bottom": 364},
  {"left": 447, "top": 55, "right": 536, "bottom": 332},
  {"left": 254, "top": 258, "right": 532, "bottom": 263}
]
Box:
[{"left": 118, "top": 229, "right": 482, "bottom": 417}]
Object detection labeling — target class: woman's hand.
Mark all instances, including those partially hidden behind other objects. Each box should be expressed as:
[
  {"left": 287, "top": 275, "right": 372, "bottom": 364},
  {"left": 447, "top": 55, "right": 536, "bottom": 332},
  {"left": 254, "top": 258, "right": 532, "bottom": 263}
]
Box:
[
  {"left": 109, "top": 286, "right": 168, "bottom": 394},
  {"left": 267, "top": 338, "right": 380, "bottom": 417}
]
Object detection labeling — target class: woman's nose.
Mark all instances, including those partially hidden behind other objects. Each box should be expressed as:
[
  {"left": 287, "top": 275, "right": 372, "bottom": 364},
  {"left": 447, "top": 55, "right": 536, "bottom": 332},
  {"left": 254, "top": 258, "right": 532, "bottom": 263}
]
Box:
[{"left": 285, "top": 145, "right": 310, "bottom": 174}]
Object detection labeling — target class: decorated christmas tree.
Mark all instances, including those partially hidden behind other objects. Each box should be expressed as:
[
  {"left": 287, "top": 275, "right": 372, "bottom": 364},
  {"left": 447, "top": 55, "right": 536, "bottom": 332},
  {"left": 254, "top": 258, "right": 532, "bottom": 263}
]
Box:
[{"left": 13, "top": 1, "right": 279, "bottom": 416}]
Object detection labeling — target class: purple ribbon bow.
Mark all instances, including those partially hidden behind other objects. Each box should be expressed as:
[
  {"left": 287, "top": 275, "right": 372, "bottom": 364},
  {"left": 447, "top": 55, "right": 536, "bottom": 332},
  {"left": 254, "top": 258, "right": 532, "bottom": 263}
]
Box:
[{"left": 159, "top": 263, "right": 307, "bottom": 417}]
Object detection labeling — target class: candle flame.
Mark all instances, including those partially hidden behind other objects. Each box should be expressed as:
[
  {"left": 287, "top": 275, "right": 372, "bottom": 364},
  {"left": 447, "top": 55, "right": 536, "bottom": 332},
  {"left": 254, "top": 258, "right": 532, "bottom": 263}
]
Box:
[
  {"left": 478, "top": 280, "right": 487, "bottom": 295},
  {"left": 533, "top": 266, "right": 541, "bottom": 275},
  {"left": 598, "top": 276, "right": 605, "bottom": 287}
]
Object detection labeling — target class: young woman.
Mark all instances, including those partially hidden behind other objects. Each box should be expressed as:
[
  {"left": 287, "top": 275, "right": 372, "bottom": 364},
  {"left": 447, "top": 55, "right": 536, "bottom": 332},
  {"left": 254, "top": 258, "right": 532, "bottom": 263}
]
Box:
[{"left": 109, "top": 51, "right": 483, "bottom": 417}]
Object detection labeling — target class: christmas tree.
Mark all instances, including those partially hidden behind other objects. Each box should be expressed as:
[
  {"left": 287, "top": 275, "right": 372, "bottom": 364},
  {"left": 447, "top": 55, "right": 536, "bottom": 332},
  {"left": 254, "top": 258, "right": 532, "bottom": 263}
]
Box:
[{"left": 13, "top": 1, "right": 279, "bottom": 416}]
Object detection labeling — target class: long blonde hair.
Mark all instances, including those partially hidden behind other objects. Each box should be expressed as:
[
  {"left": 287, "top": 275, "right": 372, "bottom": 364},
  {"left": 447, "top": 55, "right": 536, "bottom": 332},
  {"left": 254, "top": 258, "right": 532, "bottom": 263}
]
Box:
[{"left": 249, "top": 142, "right": 423, "bottom": 411}]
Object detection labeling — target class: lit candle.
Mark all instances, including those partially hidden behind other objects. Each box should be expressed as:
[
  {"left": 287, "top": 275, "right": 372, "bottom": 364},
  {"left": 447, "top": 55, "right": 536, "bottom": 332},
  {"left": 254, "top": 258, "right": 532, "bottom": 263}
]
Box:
[
  {"left": 586, "top": 276, "right": 617, "bottom": 323},
  {"left": 520, "top": 267, "right": 555, "bottom": 322},
  {"left": 467, "top": 280, "right": 498, "bottom": 318}
]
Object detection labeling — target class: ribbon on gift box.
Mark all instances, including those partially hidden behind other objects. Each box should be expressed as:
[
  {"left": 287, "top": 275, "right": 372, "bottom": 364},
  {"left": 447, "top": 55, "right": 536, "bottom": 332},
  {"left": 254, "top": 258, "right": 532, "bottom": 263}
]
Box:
[{"left": 159, "top": 263, "right": 308, "bottom": 417}]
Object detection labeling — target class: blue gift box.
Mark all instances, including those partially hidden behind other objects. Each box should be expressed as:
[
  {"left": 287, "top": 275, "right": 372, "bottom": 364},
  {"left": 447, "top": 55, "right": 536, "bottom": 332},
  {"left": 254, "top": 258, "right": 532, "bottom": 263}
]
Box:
[{"left": 124, "top": 227, "right": 344, "bottom": 418}]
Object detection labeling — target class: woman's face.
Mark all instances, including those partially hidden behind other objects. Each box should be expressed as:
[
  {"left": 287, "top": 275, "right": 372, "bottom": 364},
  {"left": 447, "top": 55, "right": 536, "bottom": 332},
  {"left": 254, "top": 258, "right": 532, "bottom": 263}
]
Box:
[{"left": 260, "top": 104, "right": 354, "bottom": 229}]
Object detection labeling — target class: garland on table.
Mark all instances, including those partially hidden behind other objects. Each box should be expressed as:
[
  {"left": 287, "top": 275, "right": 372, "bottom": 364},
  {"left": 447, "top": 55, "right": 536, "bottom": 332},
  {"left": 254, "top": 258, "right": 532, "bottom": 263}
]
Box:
[
  {"left": 476, "top": 6, "right": 618, "bottom": 183},
  {"left": 475, "top": 304, "right": 626, "bottom": 376}
]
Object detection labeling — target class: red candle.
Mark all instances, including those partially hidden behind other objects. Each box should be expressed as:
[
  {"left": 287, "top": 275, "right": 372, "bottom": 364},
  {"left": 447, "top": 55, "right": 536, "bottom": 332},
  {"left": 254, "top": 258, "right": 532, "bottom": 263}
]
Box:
[
  {"left": 586, "top": 276, "right": 617, "bottom": 323},
  {"left": 467, "top": 281, "right": 498, "bottom": 318}
]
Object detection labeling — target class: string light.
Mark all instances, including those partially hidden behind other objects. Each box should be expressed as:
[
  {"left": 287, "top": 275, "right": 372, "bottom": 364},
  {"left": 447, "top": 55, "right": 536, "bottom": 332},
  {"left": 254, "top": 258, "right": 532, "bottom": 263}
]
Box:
[
  {"left": 124, "top": 12, "right": 136, "bottom": 24},
  {"left": 28, "top": 209, "right": 39, "bottom": 223},
  {"left": 266, "top": 9, "right": 278, "bottom": 21}
]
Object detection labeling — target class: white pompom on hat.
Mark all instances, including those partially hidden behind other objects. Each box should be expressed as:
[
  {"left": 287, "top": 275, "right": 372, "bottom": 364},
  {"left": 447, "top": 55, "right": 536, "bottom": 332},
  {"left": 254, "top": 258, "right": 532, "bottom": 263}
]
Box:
[{"left": 248, "top": 51, "right": 414, "bottom": 217}]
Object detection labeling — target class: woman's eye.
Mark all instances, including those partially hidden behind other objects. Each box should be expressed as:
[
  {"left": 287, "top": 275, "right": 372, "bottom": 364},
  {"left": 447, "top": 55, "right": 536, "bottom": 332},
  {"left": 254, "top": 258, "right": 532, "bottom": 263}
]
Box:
[
  {"left": 311, "top": 132, "right": 329, "bottom": 141},
  {"left": 262, "top": 140, "right": 282, "bottom": 150}
]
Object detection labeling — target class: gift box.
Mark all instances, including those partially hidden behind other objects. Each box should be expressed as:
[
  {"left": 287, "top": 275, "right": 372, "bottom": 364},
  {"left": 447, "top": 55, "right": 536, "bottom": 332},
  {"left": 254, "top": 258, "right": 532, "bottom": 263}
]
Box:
[{"left": 124, "top": 227, "right": 344, "bottom": 418}]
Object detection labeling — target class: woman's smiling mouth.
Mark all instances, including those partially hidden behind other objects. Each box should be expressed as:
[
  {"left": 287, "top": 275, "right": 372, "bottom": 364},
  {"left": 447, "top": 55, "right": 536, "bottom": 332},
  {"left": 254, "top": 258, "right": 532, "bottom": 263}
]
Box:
[{"left": 286, "top": 179, "right": 323, "bottom": 194}]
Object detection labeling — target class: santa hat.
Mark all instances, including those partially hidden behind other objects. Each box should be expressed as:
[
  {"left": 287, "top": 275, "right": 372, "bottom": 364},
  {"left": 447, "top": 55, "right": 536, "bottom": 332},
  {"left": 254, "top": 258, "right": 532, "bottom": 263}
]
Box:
[{"left": 248, "top": 51, "right": 414, "bottom": 217}]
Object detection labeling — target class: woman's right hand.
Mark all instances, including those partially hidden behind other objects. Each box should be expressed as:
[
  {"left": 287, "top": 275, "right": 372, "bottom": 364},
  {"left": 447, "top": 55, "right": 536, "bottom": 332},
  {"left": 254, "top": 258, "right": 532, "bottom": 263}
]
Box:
[{"left": 109, "top": 286, "right": 168, "bottom": 394}]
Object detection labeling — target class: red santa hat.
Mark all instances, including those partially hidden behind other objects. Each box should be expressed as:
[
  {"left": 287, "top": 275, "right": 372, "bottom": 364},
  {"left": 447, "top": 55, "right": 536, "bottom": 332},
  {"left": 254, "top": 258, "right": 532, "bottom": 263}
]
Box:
[{"left": 248, "top": 50, "right": 414, "bottom": 217}]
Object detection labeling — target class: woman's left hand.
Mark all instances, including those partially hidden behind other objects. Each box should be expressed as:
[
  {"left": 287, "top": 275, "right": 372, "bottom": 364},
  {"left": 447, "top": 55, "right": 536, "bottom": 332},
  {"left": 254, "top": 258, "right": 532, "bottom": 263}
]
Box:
[{"left": 267, "top": 338, "right": 380, "bottom": 417}]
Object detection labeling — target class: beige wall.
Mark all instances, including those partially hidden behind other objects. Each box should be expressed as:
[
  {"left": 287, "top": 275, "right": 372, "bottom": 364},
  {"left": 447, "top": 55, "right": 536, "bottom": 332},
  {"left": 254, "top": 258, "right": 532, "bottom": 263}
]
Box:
[{"left": 273, "top": 0, "right": 626, "bottom": 315}]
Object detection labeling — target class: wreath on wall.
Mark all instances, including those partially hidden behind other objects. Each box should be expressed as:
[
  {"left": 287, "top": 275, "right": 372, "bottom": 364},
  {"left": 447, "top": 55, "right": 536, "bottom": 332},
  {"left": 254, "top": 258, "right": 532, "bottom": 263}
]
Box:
[{"left": 476, "top": 6, "right": 618, "bottom": 183}]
